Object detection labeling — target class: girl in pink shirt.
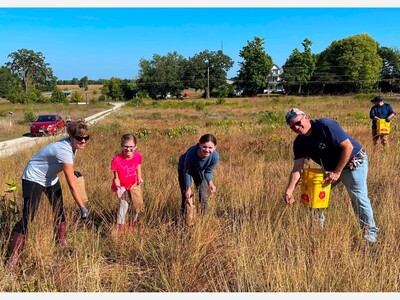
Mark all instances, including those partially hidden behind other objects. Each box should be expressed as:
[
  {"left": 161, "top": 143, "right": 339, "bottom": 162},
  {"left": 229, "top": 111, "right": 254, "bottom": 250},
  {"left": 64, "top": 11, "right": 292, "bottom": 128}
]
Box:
[{"left": 111, "top": 133, "right": 144, "bottom": 235}]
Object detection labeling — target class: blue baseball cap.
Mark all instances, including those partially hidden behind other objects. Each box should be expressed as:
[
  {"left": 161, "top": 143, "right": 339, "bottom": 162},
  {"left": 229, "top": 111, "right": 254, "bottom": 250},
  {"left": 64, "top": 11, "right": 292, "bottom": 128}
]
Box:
[
  {"left": 285, "top": 108, "right": 305, "bottom": 124},
  {"left": 371, "top": 96, "right": 383, "bottom": 102}
]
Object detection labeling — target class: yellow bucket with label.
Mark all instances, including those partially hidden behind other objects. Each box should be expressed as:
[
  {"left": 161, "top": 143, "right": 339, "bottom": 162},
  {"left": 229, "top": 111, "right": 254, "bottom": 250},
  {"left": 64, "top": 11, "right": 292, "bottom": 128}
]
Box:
[
  {"left": 377, "top": 119, "right": 390, "bottom": 135},
  {"left": 300, "top": 168, "right": 331, "bottom": 209}
]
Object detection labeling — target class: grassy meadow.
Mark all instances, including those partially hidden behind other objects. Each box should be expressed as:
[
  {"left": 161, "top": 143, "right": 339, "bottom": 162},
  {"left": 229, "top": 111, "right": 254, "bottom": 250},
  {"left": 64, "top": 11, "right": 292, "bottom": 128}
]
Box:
[{"left": 1, "top": 95, "right": 400, "bottom": 292}]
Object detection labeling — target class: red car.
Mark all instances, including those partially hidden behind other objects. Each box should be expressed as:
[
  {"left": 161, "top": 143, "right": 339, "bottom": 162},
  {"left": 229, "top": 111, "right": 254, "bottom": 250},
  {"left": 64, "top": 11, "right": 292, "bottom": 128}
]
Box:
[{"left": 30, "top": 114, "right": 65, "bottom": 136}]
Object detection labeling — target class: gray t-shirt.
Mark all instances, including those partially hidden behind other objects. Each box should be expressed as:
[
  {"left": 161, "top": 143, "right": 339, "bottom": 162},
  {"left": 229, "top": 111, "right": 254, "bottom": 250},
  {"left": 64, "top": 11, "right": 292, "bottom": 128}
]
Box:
[{"left": 22, "top": 138, "right": 75, "bottom": 187}]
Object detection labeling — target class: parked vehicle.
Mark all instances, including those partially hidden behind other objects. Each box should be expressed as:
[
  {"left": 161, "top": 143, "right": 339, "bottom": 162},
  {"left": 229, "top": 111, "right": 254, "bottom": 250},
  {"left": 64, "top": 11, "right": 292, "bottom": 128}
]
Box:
[{"left": 30, "top": 114, "right": 65, "bottom": 136}]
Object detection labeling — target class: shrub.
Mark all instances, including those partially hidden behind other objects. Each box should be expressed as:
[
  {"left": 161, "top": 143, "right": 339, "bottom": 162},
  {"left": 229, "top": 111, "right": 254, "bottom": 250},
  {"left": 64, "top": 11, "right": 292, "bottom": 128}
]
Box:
[
  {"left": 24, "top": 111, "right": 36, "bottom": 123},
  {"left": 257, "top": 110, "right": 285, "bottom": 125},
  {"left": 216, "top": 97, "right": 226, "bottom": 105},
  {"left": 193, "top": 101, "right": 205, "bottom": 111}
]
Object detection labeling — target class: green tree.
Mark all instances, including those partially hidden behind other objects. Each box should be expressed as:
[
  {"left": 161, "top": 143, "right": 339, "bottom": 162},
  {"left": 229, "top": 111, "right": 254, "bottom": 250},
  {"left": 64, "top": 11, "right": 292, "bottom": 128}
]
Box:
[
  {"left": 7, "top": 88, "right": 47, "bottom": 104},
  {"left": 137, "top": 52, "right": 187, "bottom": 99},
  {"left": 79, "top": 76, "right": 89, "bottom": 90},
  {"left": 310, "top": 53, "right": 338, "bottom": 95},
  {"left": 100, "top": 77, "right": 134, "bottom": 101},
  {"left": 184, "top": 50, "right": 234, "bottom": 98},
  {"left": 50, "top": 87, "right": 67, "bottom": 103},
  {"left": 4, "top": 48, "right": 56, "bottom": 93},
  {"left": 314, "top": 34, "right": 382, "bottom": 93},
  {"left": 282, "top": 38, "right": 316, "bottom": 94},
  {"left": 236, "top": 36, "right": 273, "bottom": 97},
  {"left": 101, "top": 78, "right": 123, "bottom": 101},
  {"left": 378, "top": 46, "right": 400, "bottom": 93},
  {"left": 0, "top": 66, "right": 19, "bottom": 98},
  {"left": 71, "top": 91, "right": 83, "bottom": 103}
]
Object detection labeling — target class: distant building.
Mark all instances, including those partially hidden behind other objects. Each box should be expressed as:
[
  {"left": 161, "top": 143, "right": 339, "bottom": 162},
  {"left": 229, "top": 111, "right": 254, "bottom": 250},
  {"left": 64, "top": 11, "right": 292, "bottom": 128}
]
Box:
[
  {"left": 62, "top": 90, "right": 72, "bottom": 98},
  {"left": 227, "top": 65, "right": 285, "bottom": 96},
  {"left": 264, "top": 64, "right": 285, "bottom": 94}
]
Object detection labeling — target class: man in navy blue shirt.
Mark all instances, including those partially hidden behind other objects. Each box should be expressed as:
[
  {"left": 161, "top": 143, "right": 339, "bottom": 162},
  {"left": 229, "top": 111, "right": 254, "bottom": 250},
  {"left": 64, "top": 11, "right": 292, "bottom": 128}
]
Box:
[
  {"left": 284, "top": 108, "right": 379, "bottom": 243},
  {"left": 369, "top": 96, "right": 396, "bottom": 147}
]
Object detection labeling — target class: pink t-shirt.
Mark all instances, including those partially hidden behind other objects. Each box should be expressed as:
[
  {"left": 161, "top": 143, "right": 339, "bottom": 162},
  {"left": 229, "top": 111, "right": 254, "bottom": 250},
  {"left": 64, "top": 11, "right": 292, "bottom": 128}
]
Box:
[{"left": 111, "top": 152, "right": 142, "bottom": 191}]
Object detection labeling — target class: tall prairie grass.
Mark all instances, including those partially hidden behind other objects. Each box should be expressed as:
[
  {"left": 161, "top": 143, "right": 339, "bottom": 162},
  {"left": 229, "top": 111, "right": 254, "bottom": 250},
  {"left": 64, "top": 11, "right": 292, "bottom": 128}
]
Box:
[{"left": 1, "top": 95, "right": 400, "bottom": 292}]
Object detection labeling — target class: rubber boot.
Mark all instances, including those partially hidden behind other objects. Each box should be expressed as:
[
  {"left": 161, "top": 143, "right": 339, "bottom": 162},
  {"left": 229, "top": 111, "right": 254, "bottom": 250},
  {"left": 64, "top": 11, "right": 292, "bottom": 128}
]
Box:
[
  {"left": 127, "top": 222, "right": 135, "bottom": 233},
  {"left": 56, "top": 222, "right": 68, "bottom": 247},
  {"left": 7, "top": 232, "right": 25, "bottom": 271},
  {"left": 133, "top": 218, "right": 144, "bottom": 236},
  {"left": 118, "top": 224, "right": 125, "bottom": 235}
]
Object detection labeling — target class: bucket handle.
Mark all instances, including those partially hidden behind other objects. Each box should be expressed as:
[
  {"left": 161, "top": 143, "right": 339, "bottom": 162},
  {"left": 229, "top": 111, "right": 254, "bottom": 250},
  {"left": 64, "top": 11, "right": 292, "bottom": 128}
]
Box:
[
  {"left": 319, "top": 158, "right": 327, "bottom": 178},
  {"left": 304, "top": 157, "right": 311, "bottom": 169}
]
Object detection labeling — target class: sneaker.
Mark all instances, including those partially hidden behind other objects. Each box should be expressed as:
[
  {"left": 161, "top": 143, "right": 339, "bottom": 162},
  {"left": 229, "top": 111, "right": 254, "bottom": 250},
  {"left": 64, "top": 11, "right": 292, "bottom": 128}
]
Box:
[
  {"left": 364, "top": 232, "right": 377, "bottom": 243},
  {"left": 311, "top": 209, "right": 325, "bottom": 229}
]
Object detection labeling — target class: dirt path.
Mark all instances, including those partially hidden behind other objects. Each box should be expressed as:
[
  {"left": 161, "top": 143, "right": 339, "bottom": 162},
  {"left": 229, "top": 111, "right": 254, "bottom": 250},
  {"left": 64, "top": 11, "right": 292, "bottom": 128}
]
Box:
[{"left": 0, "top": 102, "right": 125, "bottom": 158}]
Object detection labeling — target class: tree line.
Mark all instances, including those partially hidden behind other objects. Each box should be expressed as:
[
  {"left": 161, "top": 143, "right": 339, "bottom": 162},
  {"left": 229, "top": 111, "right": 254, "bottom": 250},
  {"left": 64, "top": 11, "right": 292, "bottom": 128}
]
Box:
[{"left": 1, "top": 33, "right": 399, "bottom": 103}]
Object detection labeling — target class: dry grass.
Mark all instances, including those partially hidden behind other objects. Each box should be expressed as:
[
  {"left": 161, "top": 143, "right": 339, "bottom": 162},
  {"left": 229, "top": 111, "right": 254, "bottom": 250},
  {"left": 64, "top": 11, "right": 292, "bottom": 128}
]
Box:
[
  {"left": 1, "top": 95, "right": 400, "bottom": 292},
  {"left": 57, "top": 84, "right": 103, "bottom": 101}
]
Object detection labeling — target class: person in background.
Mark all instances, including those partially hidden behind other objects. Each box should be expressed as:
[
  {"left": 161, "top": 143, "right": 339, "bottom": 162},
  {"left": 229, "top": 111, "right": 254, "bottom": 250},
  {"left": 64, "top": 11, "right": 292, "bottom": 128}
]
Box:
[
  {"left": 65, "top": 115, "right": 73, "bottom": 128},
  {"left": 369, "top": 96, "right": 396, "bottom": 147},
  {"left": 7, "top": 120, "right": 90, "bottom": 271},
  {"left": 178, "top": 134, "right": 219, "bottom": 222},
  {"left": 284, "top": 108, "right": 379, "bottom": 243},
  {"left": 111, "top": 133, "right": 144, "bottom": 236}
]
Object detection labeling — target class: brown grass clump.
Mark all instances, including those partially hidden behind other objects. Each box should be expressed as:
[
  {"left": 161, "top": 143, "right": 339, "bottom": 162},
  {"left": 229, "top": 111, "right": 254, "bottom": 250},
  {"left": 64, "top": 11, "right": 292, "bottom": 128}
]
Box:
[{"left": 0, "top": 95, "right": 400, "bottom": 292}]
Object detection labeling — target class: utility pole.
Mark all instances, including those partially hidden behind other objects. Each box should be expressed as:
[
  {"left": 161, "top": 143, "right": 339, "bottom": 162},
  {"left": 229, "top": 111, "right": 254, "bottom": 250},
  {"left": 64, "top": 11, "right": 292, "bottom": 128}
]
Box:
[
  {"left": 8, "top": 111, "right": 13, "bottom": 127},
  {"left": 207, "top": 67, "right": 210, "bottom": 99}
]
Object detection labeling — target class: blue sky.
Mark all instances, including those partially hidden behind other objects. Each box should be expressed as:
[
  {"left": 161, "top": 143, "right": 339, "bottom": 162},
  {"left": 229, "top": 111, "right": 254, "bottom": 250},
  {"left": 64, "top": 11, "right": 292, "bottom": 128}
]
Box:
[{"left": 1, "top": 7, "right": 400, "bottom": 80}]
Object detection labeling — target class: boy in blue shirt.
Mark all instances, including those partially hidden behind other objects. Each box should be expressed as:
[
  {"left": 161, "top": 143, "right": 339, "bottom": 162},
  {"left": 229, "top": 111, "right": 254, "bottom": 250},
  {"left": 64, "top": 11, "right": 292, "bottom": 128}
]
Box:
[{"left": 370, "top": 96, "right": 396, "bottom": 147}]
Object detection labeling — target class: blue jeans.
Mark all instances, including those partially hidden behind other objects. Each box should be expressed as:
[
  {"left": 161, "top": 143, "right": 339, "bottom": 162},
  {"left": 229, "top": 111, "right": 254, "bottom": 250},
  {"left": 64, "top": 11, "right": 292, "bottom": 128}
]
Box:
[{"left": 332, "top": 156, "right": 379, "bottom": 235}]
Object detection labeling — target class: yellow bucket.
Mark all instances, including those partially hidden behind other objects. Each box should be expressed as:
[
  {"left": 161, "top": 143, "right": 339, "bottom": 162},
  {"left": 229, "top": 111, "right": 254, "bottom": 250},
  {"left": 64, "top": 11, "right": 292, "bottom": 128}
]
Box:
[
  {"left": 377, "top": 119, "right": 390, "bottom": 135},
  {"left": 300, "top": 168, "right": 331, "bottom": 209}
]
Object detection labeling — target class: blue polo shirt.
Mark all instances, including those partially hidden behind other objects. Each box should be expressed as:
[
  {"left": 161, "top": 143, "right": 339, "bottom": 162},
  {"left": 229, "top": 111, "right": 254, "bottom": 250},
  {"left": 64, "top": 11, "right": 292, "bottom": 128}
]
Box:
[
  {"left": 369, "top": 103, "right": 396, "bottom": 129},
  {"left": 293, "top": 118, "right": 362, "bottom": 171}
]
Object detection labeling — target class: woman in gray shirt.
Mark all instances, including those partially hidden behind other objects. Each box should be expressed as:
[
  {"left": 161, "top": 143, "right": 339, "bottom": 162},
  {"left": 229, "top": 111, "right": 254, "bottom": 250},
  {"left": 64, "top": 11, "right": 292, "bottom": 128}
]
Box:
[{"left": 7, "top": 120, "right": 90, "bottom": 271}]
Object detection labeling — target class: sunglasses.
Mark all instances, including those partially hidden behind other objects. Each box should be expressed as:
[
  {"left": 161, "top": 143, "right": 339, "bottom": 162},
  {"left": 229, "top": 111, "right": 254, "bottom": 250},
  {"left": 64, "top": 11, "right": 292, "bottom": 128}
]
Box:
[
  {"left": 289, "top": 115, "right": 305, "bottom": 130},
  {"left": 75, "top": 135, "right": 90, "bottom": 142}
]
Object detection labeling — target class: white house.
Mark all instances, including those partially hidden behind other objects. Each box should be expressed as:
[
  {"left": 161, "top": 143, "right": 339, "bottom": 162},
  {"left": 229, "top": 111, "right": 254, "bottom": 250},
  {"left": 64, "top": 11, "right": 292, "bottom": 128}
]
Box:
[
  {"left": 227, "top": 64, "right": 285, "bottom": 96},
  {"left": 264, "top": 64, "right": 285, "bottom": 94}
]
